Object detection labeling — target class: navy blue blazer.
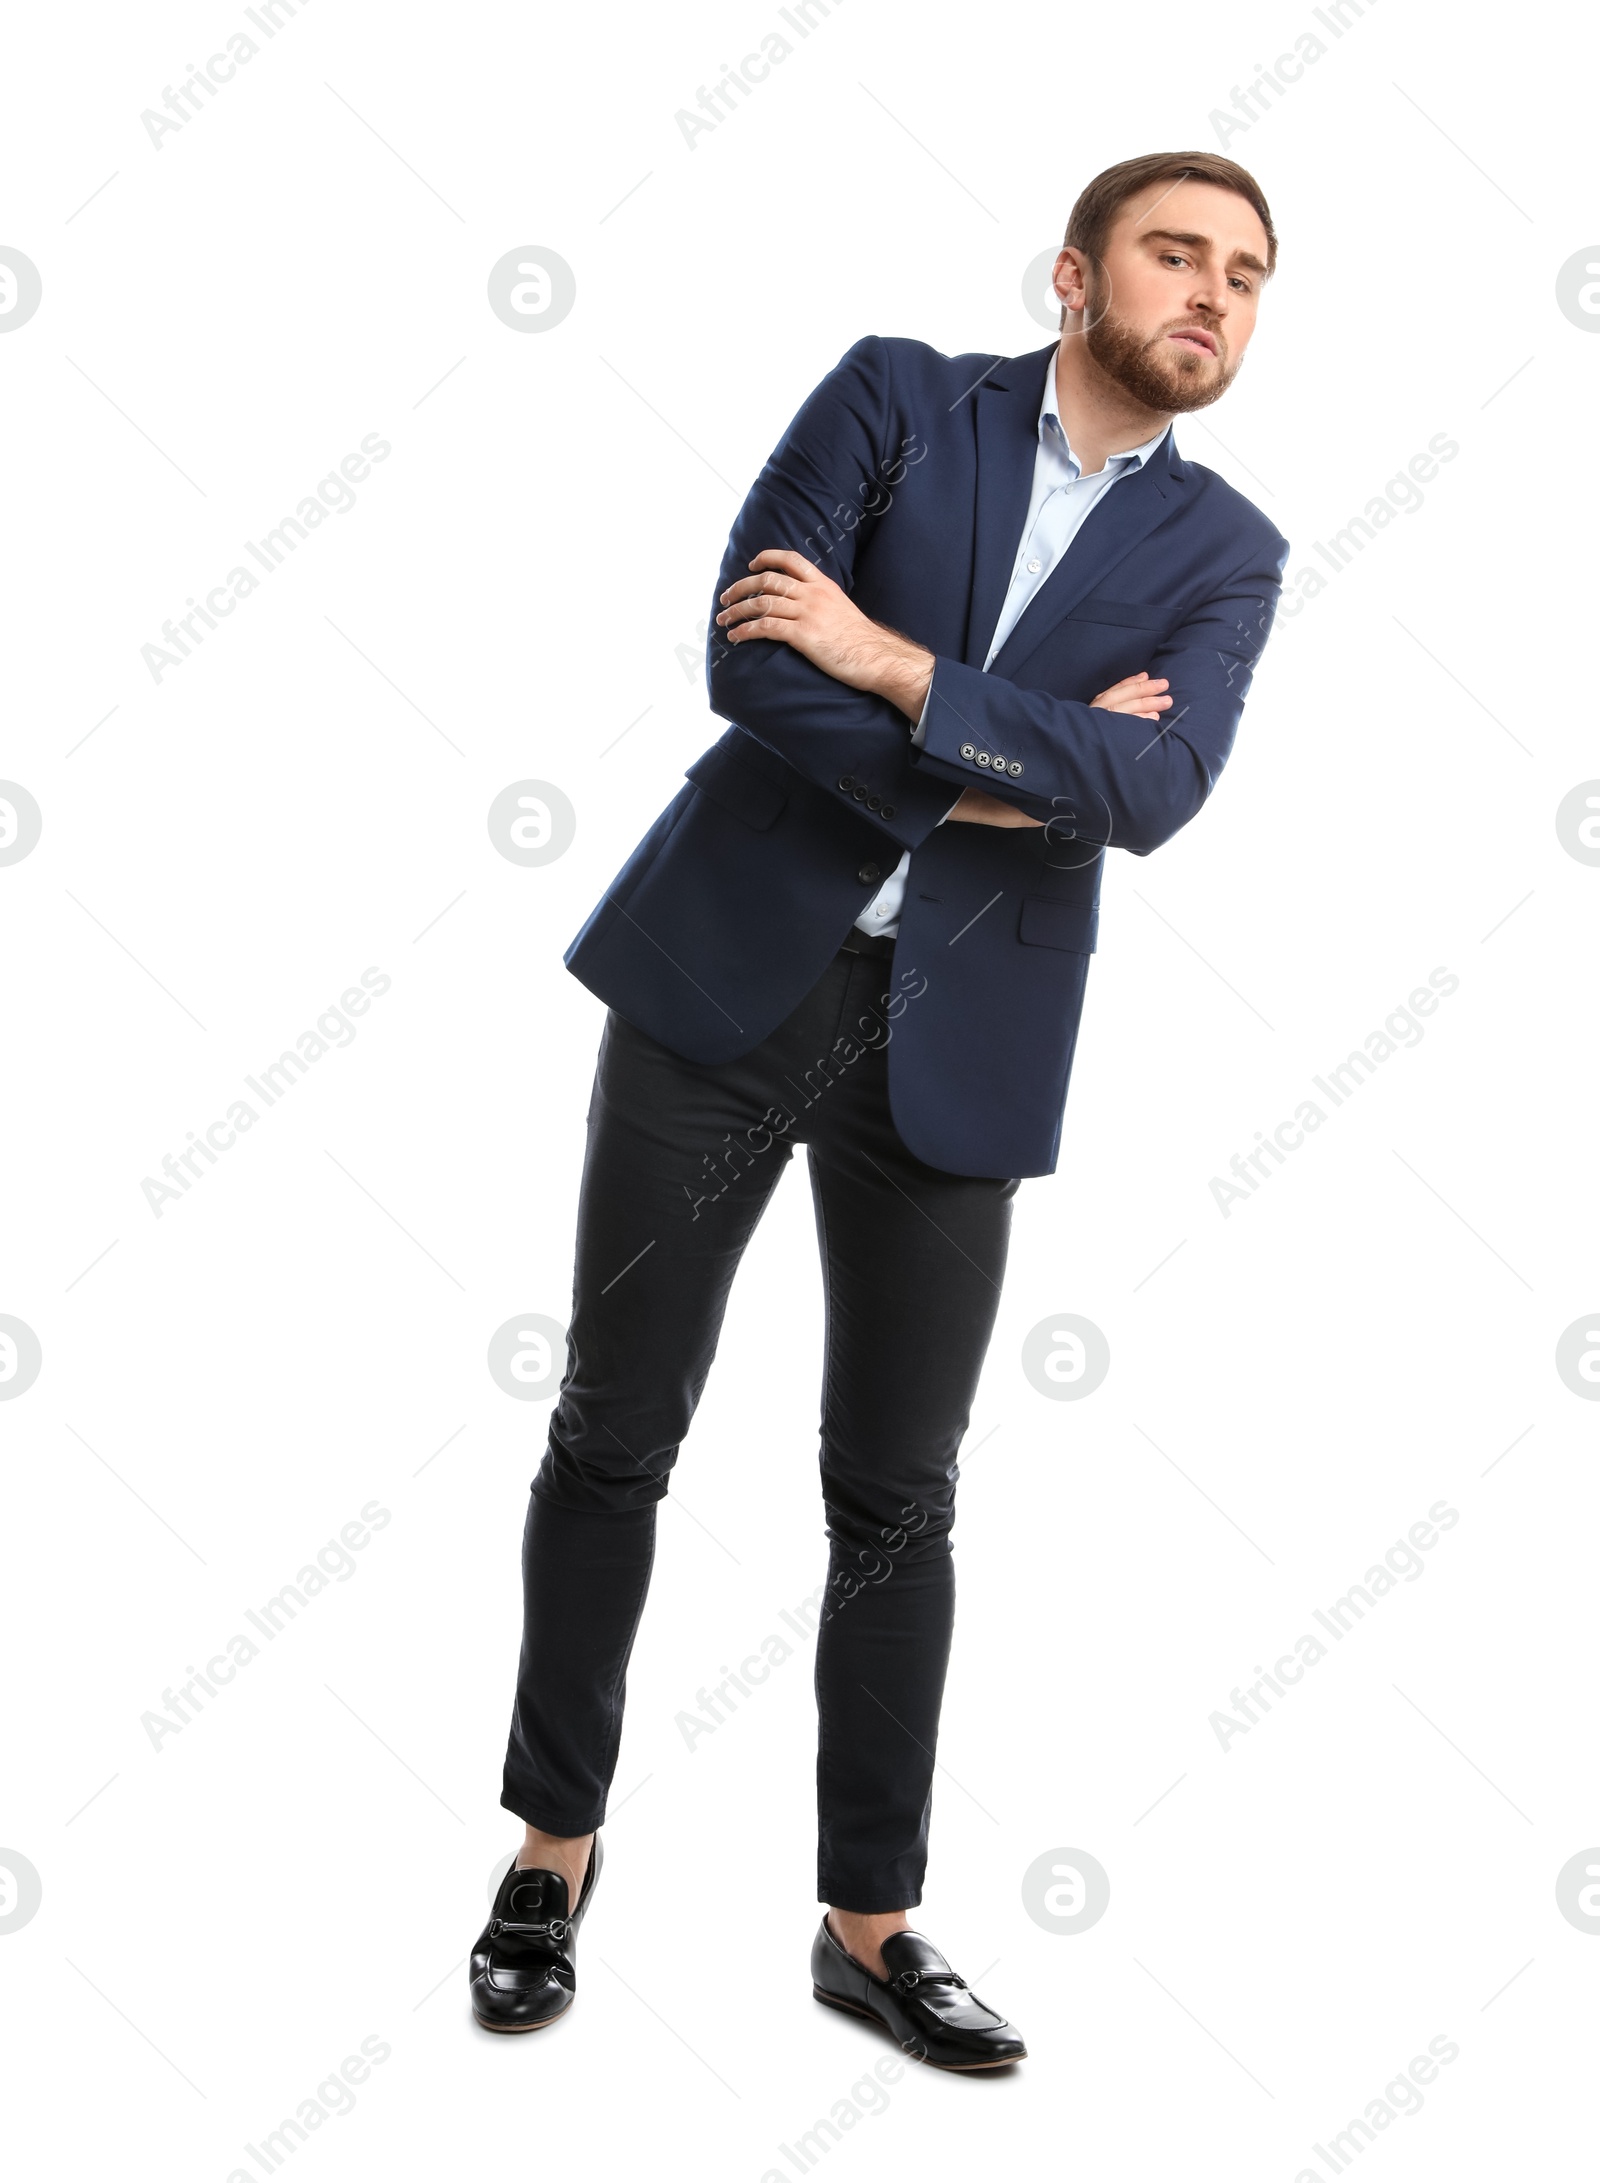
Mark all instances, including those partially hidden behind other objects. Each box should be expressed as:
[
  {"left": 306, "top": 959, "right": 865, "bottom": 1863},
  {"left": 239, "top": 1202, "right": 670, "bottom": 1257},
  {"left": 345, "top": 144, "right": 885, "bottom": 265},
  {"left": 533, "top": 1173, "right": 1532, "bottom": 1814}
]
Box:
[{"left": 565, "top": 336, "right": 1289, "bottom": 1178}]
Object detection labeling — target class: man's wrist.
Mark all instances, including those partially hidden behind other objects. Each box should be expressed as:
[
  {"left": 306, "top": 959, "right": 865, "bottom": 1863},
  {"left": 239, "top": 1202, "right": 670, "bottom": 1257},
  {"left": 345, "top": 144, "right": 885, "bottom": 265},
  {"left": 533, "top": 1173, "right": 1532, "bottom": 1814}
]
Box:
[{"left": 868, "top": 632, "right": 935, "bottom": 724}]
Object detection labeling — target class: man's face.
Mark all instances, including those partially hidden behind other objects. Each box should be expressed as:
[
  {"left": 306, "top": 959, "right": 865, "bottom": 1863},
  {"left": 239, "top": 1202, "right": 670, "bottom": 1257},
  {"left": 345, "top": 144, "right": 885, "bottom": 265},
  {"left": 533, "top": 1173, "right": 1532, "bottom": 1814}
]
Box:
[{"left": 1055, "top": 179, "right": 1270, "bottom": 413}]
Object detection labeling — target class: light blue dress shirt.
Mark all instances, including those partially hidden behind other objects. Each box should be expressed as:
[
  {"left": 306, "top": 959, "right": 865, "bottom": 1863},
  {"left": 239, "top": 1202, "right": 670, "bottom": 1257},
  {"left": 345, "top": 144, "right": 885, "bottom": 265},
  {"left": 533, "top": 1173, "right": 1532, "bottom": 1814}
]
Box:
[{"left": 854, "top": 361, "right": 1171, "bottom": 938}]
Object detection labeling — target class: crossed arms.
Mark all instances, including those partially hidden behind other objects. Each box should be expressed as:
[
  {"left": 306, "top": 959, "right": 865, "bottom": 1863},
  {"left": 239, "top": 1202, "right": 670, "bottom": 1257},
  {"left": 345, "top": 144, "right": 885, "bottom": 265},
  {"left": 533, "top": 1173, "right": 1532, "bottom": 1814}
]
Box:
[
  {"left": 705, "top": 335, "right": 1285, "bottom": 857},
  {"left": 716, "top": 549, "right": 1175, "bottom": 833}
]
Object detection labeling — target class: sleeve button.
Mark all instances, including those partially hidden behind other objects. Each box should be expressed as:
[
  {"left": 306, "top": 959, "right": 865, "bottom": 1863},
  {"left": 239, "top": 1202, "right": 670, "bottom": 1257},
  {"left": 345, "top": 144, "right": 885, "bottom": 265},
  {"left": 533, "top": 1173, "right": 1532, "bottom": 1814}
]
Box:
[
  {"left": 959, "top": 742, "right": 976, "bottom": 760},
  {"left": 837, "top": 775, "right": 854, "bottom": 792},
  {"left": 881, "top": 803, "right": 896, "bottom": 819},
  {"left": 1008, "top": 761, "right": 1023, "bottom": 777}
]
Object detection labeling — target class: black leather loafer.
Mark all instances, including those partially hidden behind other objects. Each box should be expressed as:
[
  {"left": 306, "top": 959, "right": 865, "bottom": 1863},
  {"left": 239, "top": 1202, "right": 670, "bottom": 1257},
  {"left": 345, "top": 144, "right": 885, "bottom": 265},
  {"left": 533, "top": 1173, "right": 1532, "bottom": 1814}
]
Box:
[
  {"left": 469, "top": 1833, "right": 603, "bottom": 2033},
  {"left": 811, "top": 1917, "right": 1027, "bottom": 2070}
]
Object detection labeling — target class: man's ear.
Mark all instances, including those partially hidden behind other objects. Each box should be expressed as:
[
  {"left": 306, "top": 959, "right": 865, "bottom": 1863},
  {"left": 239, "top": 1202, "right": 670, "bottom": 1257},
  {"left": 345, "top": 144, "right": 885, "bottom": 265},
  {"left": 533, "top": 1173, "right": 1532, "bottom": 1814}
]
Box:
[{"left": 1053, "top": 245, "right": 1092, "bottom": 320}]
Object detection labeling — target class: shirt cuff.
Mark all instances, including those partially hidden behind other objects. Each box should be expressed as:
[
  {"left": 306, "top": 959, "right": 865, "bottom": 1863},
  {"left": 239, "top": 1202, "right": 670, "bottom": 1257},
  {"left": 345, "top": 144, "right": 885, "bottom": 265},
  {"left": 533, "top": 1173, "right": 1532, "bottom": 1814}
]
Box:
[{"left": 911, "top": 669, "right": 959, "bottom": 822}]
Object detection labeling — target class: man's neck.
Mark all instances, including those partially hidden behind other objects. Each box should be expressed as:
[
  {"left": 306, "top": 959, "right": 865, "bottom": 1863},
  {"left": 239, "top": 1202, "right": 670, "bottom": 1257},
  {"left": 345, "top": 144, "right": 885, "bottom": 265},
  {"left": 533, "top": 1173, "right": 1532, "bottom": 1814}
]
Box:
[{"left": 1053, "top": 340, "right": 1169, "bottom": 477}]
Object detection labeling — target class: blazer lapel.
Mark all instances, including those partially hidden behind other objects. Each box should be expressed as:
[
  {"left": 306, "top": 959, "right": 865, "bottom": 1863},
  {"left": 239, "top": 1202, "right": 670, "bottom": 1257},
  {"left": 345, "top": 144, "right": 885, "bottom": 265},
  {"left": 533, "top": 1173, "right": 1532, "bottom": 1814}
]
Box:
[
  {"left": 987, "top": 430, "right": 1187, "bottom": 678},
  {"left": 964, "top": 345, "right": 1055, "bottom": 669}
]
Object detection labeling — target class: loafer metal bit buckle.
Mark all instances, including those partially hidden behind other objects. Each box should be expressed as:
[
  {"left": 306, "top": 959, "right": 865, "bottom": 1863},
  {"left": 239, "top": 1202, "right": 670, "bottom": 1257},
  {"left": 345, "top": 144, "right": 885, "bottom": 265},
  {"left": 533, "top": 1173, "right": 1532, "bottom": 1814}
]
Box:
[{"left": 490, "top": 1916, "right": 570, "bottom": 1943}]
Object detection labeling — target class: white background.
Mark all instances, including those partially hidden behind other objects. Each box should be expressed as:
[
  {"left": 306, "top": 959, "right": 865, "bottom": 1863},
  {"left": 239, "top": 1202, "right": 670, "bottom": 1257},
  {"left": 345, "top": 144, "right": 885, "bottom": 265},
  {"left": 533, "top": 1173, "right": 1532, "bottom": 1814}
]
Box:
[{"left": 2, "top": 1, "right": 1597, "bottom": 2176}]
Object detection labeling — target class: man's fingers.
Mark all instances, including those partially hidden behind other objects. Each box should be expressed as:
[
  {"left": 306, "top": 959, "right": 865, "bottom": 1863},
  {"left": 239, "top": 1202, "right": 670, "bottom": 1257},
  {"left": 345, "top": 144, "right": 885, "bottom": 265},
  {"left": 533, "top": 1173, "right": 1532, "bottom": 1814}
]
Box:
[
  {"left": 1091, "top": 672, "right": 1169, "bottom": 705},
  {"left": 717, "top": 591, "right": 799, "bottom": 627},
  {"left": 747, "top": 548, "right": 817, "bottom": 582},
  {"left": 719, "top": 571, "right": 793, "bottom": 605},
  {"left": 1097, "top": 698, "right": 1173, "bottom": 718},
  {"left": 718, "top": 572, "right": 796, "bottom": 621},
  {"left": 724, "top": 611, "right": 799, "bottom": 644},
  {"left": 1091, "top": 677, "right": 1174, "bottom": 716}
]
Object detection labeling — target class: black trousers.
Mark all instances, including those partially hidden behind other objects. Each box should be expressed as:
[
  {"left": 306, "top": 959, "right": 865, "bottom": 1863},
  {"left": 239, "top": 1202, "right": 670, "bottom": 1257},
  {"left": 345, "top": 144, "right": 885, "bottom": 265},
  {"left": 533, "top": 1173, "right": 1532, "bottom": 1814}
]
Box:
[{"left": 501, "top": 942, "right": 1018, "bottom": 1909}]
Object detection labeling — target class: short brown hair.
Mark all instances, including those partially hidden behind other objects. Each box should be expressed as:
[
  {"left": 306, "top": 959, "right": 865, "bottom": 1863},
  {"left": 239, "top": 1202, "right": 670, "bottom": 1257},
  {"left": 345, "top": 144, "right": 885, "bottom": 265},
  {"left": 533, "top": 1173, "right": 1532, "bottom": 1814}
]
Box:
[{"left": 1063, "top": 150, "right": 1278, "bottom": 281}]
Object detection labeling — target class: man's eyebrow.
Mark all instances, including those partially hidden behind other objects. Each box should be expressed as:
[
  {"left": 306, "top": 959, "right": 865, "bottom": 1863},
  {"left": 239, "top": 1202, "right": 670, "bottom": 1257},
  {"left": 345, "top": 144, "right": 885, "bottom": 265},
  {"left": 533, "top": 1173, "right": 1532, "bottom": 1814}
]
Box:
[{"left": 1140, "top": 227, "right": 1268, "bottom": 275}]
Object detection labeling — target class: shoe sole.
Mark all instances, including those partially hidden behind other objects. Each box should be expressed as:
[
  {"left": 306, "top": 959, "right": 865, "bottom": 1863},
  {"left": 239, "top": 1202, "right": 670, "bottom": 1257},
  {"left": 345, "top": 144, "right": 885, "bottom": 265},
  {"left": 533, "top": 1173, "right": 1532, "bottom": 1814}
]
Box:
[
  {"left": 811, "top": 1984, "right": 1026, "bottom": 2070},
  {"left": 471, "top": 2007, "right": 569, "bottom": 2035}
]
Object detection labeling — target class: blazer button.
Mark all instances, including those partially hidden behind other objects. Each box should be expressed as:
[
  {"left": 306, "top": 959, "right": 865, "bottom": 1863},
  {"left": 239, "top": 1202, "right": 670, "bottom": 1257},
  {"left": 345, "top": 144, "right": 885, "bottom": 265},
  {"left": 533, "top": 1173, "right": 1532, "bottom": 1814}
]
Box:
[
  {"left": 976, "top": 751, "right": 992, "bottom": 767},
  {"left": 853, "top": 785, "right": 868, "bottom": 801},
  {"left": 881, "top": 803, "right": 896, "bottom": 819},
  {"left": 991, "top": 754, "right": 1006, "bottom": 771},
  {"left": 960, "top": 742, "right": 976, "bottom": 760},
  {"left": 1007, "top": 761, "right": 1023, "bottom": 777},
  {"left": 837, "top": 774, "right": 854, "bottom": 792},
  {"left": 867, "top": 793, "right": 882, "bottom": 810},
  {"left": 858, "top": 863, "right": 881, "bottom": 885}
]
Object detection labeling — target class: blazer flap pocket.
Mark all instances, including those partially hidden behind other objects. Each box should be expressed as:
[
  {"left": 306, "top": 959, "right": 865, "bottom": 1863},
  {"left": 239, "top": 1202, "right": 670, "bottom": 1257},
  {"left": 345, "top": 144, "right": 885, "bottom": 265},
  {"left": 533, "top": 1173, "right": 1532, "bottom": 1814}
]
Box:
[
  {"left": 1069, "top": 596, "right": 1168, "bottom": 631},
  {"left": 1019, "top": 896, "right": 1099, "bottom": 953},
  {"left": 685, "top": 745, "right": 787, "bottom": 832}
]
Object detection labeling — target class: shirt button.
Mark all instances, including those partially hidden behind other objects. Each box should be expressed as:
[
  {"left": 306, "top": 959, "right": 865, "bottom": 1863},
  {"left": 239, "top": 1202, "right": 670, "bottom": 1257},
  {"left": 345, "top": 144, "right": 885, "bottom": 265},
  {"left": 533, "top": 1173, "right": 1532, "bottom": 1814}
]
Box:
[{"left": 1026, "top": 557, "right": 1042, "bottom": 574}]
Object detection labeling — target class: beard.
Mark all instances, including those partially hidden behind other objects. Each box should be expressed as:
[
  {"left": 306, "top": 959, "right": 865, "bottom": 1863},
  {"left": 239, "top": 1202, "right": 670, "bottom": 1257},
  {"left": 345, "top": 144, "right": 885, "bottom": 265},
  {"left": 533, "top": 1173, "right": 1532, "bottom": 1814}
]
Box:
[{"left": 1081, "top": 278, "right": 1242, "bottom": 414}]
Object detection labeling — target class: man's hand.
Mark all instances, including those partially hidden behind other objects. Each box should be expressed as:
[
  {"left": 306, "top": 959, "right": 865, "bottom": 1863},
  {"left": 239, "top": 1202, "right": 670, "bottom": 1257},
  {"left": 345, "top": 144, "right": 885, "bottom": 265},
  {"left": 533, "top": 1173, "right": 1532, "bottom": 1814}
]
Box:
[
  {"left": 946, "top": 672, "right": 1173, "bottom": 826},
  {"left": 716, "top": 550, "right": 934, "bottom": 721}
]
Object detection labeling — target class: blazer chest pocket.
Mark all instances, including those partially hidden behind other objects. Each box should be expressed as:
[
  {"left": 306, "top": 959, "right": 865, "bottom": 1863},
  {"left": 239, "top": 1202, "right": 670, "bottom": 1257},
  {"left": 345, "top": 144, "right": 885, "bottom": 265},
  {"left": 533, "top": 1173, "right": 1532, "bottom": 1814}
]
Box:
[
  {"left": 1018, "top": 896, "right": 1098, "bottom": 953},
  {"left": 685, "top": 744, "right": 788, "bottom": 832}
]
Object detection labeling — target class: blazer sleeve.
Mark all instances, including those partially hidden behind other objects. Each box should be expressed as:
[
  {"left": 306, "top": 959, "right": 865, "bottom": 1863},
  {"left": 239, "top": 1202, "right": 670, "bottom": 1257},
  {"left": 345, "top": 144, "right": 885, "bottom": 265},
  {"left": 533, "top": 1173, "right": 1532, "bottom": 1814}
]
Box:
[
  {"left": 910, "top": 534, "right": 1290, "bottom": 855},
  {"left": 704, "top": 335, "right": 959, "bottom": 855}
]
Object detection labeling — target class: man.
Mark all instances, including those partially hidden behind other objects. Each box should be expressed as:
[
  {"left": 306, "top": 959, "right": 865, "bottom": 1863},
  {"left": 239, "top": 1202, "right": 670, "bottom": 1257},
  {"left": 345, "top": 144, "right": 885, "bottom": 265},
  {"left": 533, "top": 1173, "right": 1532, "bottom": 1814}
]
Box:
[{"left": 471, "top": 150, "right": 1289, "bottom": 2067}]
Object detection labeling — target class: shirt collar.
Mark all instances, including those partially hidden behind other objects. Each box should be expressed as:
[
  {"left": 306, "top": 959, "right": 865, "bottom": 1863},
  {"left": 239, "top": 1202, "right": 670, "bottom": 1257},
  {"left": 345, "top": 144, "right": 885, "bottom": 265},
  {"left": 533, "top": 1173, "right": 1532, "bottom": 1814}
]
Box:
[{"left": 1039, "top": 355, "right": 1170, "bottom": 477}]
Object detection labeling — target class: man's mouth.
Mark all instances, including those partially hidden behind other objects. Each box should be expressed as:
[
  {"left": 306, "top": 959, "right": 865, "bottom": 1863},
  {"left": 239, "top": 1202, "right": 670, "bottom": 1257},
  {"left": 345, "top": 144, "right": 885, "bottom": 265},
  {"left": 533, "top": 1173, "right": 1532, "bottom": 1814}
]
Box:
[{"left": 1167, "top": 326, "right": 1218, "bottom": 356}]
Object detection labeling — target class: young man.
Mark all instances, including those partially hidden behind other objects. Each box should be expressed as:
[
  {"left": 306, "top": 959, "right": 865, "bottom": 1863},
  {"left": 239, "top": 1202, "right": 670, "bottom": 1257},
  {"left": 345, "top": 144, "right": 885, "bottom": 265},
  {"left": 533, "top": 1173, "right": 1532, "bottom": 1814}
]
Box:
[{"left": 471, "top": 150, "right": 1288, "bottom": 2067}]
